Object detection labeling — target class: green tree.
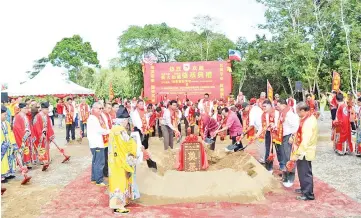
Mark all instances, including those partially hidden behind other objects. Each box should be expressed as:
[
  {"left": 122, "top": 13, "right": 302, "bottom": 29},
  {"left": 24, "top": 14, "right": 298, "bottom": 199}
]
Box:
[
  {"left": 92, "top": 68, "right": 133, "bottom": 99},
  {"left": 48, "top": 35, "right": 100, "bottom": 82}
]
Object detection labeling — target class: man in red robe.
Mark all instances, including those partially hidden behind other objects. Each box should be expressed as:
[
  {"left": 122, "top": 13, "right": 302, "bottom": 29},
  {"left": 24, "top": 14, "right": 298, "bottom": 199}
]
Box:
[
  {"left": 32, "top": 102, "right": 55, "bottom": 171},
  {"left": 333, "top": 93, "right": 353, "bottom": 155},
  {"left": 13, "top": 103, "right": 33, "bottom": 169}
]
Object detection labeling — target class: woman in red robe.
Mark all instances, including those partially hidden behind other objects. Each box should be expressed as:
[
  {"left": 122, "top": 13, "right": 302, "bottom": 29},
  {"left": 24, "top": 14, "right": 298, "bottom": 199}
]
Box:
[{"left": 333, "top": 93, "right": 353, "bottom": 155}]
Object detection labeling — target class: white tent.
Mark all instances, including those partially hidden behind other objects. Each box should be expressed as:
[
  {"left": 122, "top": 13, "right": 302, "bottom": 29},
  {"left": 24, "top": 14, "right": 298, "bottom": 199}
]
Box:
[{"left": 4, "top": 65, "right": 95, "bottom": 97}]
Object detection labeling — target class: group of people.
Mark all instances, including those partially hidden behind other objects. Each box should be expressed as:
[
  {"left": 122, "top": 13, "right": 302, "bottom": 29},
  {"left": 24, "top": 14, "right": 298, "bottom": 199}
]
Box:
[
  {"left": 5, "top": 88, "right": 360, "bottom": 213},
  {"left": 79, "top": 90, "right": 319, "bottom": 215},
  {"left": 1, "top": 98, "right": 63, "bottom": 196}
]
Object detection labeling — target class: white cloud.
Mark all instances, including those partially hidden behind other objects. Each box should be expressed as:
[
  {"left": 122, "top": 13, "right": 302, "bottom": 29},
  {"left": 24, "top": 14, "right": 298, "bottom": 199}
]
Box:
[{"left": 0, "top": 0, "right": 266, "bottom": 86}]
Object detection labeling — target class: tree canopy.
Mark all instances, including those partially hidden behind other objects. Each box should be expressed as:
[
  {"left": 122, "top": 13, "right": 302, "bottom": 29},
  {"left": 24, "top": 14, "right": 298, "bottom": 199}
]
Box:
[
  {"left": 35, "top": 5, "right": 361, "bottom": 99},
  {"left": 48, "top": 35, "right": 100, "bottom": 82}
]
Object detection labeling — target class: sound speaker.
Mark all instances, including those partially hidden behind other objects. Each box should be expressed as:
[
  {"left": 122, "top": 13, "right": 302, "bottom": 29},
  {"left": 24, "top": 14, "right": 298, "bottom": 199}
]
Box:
[
  {"left": 295, "top": 81, "right": 303, "bottom": 92},
  {"left": 1, "top": 92, "right": 9, "bottom": 103}
]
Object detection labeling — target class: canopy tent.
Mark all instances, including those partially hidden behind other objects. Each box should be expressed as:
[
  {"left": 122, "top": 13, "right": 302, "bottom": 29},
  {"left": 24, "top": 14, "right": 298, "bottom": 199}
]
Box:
[{"left": 3, "top": 65, "right": 95, "bottom": 97}]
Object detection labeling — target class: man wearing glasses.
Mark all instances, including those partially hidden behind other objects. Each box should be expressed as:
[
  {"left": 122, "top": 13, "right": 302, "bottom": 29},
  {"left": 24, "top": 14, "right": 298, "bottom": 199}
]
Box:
[{"left": 87, "top": 102, "right": 110, "bottom": 186}]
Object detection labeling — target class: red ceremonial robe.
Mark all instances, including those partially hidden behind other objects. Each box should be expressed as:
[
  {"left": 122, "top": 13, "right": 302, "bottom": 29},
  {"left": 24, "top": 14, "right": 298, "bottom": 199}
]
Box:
[
  {"left": 33, "top": 112, "right": 55, "bottom": 163},
  {"left": 333, "top": 103, "right": 353, "bottom": 154},
  {"left": 13, "top": 113, "right": 33, "bottom": 164}
]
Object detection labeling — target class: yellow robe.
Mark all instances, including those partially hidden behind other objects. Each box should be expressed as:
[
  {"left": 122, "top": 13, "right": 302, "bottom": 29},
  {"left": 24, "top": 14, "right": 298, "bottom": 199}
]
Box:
[
  {"left": 1, "top": 121, "right": 17, "bottom": 177},
  {"left": 108, "top": 125, "right": 137, "bottom": 209}
]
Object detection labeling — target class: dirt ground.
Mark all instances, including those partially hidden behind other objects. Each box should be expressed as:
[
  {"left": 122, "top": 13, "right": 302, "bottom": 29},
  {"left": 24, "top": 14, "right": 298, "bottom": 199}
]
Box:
[
  {"left": 2, "top": 115, "right": 361, "bottom": 218},
  {"left": 1, "top": 126, "right": 92, "bottom": 218}
]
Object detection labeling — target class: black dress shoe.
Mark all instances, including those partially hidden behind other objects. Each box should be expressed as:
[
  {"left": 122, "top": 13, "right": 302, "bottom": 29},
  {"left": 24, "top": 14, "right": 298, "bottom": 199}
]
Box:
[
  {"left": 1, "top": 179, "right": 8, "bottom": 183},
  {"left": 294, "top": 189, "right": 302, "bottom": 194},
  {"left": 5, "top": 175, "right": 15, "bottom": 179},
  {"left": 296, "top": 195, "right": 315, "bottom": 201}
]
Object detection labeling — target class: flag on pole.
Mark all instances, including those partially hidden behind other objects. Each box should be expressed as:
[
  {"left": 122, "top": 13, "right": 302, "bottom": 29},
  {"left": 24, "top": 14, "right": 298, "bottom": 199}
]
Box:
[
  {"left": 109, "top": 82, "right": 114, "bottom": 101},
  {"left": 228, "top": 49, "right": 241, "bottom": 61},
  {"left": 267, "top": 80, "right": 274, "bottom": 102},
  {"left": 332, "top": 71, "right": 341, "bottom": 92}
]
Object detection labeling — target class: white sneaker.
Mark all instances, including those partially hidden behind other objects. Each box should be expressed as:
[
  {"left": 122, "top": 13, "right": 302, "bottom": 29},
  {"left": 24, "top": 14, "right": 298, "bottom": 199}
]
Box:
[{"left": 282, "top": 181, "right": 293, "bottom": 188}]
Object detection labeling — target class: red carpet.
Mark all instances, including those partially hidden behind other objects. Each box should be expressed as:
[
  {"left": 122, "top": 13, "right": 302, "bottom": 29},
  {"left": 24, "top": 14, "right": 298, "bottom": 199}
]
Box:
[{"left": 39, "top": 166, "right": 361, "bottom": 218}]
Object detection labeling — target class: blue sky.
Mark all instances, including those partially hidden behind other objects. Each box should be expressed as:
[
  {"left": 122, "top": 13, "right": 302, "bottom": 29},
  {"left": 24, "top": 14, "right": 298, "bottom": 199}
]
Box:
[{"left": 0, "top": 0, "right": 267, "bottom": 86}]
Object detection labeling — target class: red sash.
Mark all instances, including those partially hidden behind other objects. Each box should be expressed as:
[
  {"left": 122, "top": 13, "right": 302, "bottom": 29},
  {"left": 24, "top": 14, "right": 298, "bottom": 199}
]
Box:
[
  {"left": 243, "top": 106, "right": 255, "bottom": 139},
  {"left": 64, "top": 104, "right": 74, "bottom": 124},
  {"left": 188, "top": 108, "right": 196, "bottom": 126},
  {"left": 259, "top": 109, "right": 275, "bottom": 141},
  {"left": 138, "top": 108, "right": 150, "bottom": 134},
  {"left": 171, "top": 109, "right": 179, "bottom": 128},
  {"left": 79, "top": 103, "right": 89, "bottom": 123},
  {"left": 274, "top": 106, "right": 291, "bottom": 143},
  {"left": 99, "top": 114, "right": 109, "bottom": 144},
  {"left": 307, "top": 99, "right": 316, "bottom": 113},
  {"left": 296, "top": 112, "right": 312, "bottom": 146}
]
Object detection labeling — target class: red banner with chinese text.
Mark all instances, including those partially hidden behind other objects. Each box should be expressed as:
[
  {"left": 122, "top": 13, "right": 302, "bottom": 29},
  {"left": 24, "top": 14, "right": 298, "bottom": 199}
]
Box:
[{"left": 143, "top": 61, "right": 232, "bottom": 103}]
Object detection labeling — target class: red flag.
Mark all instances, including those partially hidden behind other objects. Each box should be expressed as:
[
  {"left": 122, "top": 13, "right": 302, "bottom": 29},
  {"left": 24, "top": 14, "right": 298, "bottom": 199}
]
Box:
[
  {"left": 332, "top": 71, "right": 341, "bottom": 92},
  {"left": 267, "top": 80, "right": 273, "bottom": 102},
  {"left": 109, "top": 82, "right": 114, "bottom": 101}
]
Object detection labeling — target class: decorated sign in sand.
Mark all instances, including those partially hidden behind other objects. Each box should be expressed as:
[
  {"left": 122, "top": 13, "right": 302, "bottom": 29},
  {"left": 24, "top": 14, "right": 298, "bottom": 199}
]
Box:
[{"left": 136, "top": 139, "right": 281, "bottom": 206}]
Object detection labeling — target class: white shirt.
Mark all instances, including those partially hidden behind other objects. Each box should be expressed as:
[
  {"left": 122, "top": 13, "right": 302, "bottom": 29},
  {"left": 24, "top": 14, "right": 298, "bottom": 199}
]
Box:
[
  {"left": 73, "top": 101, "right": 78, "bottom": 114},
  {"left": 130, "top": 109, "right": 147, "bottom": 132},
  {"left": 283, "top": 110, "right": 300, "bottom": 136},
  {"left": 163, "top": 108, "right": 177, "bottom": 130},
  {"left": 87, "top": 115, "right": 110, "bottom": 148},
  {"left": 286, "top": 98, "right": 297, "bottom": 112},
  {"left": 198, "top": 99, "right": 213, "bottom": 116},
  {"left": 48, "top": 105, "right": 54, "bottom": 116},
  {"left": 249, "top": 105, "right": 263, "bottom": 131}
]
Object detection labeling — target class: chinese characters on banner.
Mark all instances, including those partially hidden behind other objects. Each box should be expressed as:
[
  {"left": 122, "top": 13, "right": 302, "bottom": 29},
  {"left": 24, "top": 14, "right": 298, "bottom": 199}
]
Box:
[
  {"left": 332, "top": 71, "right": 341, "bottom": 92},
  {"left": 143, "top": 61, "right": 232, "bottom": 103}
]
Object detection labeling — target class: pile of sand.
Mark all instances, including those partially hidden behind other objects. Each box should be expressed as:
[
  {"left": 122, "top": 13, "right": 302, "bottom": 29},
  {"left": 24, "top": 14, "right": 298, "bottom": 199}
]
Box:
[{"left": 136, "top": 138, "right": 281, "bottom": 205}]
